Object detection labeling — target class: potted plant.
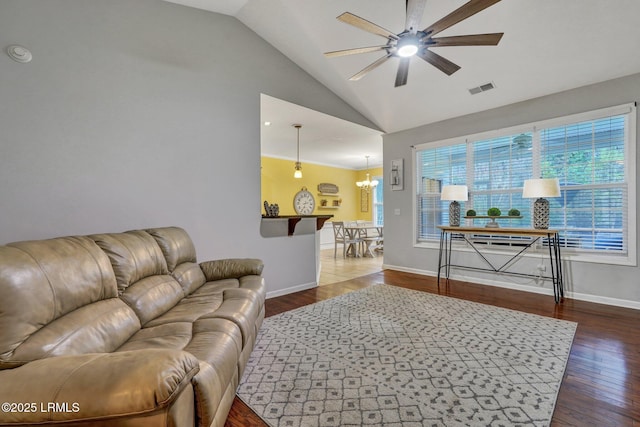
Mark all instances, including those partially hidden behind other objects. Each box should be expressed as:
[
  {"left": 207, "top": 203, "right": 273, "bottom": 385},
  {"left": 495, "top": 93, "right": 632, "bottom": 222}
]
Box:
[{"left": 487, "top": 207, "right": 501, "bottom": 217}]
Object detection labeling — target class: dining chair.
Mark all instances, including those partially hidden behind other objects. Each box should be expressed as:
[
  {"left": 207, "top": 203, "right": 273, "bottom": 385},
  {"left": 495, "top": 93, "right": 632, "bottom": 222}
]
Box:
[
  {"left": 360, "top": 224, "right": 383, "bottom": 257},
  {"left": 332, "top": 221, "right": 362, "bottom": 258}
]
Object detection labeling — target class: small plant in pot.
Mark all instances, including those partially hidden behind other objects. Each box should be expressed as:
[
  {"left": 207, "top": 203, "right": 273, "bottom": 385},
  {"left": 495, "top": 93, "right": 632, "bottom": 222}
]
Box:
[
  {"left": 466, "top": 209, "right": 476, "bottom": 217},
  {"left": 487, "top": 207, "right": 501, "bottom": 217},
  {"left": 508, "top": 208, "right": 521, "bottom": 217}
]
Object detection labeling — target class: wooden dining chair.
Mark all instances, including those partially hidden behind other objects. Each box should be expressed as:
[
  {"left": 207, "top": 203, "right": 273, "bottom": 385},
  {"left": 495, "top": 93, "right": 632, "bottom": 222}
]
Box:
[
  {"left": 332, "top": 221, "right": 362, "bottom": 258},
  {"left": 359, "top": 224, "right": 383, "bottom": 256}
]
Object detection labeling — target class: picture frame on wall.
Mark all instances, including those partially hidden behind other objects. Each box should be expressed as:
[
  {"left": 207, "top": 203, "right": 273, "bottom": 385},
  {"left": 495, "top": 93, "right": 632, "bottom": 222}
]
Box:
[{"left": 360, "top": 189, "right": 369, "bottom": 212}]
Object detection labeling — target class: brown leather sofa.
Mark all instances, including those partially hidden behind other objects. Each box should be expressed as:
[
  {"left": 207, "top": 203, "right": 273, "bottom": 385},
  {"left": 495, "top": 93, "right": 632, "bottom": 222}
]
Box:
[{"left": 0, "top": 226, "right": 265, "bottom": 427}]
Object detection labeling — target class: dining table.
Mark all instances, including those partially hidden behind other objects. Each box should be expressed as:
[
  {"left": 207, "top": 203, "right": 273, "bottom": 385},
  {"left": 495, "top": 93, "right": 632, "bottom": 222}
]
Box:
[{"left": 344, "top": 223, "right": 383, "bottom": 257}]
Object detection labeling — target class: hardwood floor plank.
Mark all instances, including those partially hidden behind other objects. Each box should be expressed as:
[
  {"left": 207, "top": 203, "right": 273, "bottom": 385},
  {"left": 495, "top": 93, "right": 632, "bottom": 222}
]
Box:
[{"left": 225, "top": 264, "right": 640, "bottom": 426}]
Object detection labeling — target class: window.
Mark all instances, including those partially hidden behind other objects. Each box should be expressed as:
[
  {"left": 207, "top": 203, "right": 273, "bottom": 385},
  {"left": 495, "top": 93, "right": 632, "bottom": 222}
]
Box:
[
  {"left": 373, "top": 176, "right": 384, "bottom": 226},
  {"left": 414, "top": 104, "right": 636, "bottom": 263}
]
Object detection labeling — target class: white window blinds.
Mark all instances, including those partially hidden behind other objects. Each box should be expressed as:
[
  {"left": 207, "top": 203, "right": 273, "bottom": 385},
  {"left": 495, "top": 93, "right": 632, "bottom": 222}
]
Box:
[
  {"left": 414, "top": 104, "right": 635, "bottom": 260},
  {"left": 539, "top": 116, "right": 627, "bottom": 251}
]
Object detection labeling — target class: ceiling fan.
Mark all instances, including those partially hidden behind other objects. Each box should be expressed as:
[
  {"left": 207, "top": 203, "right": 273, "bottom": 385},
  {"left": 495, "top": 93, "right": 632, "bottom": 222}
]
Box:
[{"left": 324, "top": 0, "right": 504, "bottom": 87}]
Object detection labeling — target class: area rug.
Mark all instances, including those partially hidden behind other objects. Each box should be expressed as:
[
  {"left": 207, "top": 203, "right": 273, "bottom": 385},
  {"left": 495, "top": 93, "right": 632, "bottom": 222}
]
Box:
[{"left": 237, "top": 285, "right": 577, "bottom": 427}]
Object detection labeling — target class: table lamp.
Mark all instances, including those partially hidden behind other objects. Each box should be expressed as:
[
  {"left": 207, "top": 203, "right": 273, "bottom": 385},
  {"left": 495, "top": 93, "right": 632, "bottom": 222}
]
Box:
[
  {"left": 441, "top": 185, "right": 468, "bottom": 227},
  {"left": 523, "top": 178, "right": 561, "bottom": 229}
]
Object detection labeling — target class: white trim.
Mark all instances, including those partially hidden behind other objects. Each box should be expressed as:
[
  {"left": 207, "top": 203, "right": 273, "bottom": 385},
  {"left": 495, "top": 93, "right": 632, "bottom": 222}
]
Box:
[
  {"left": 382, "top": 264, "right": 640, "bottom": 310},
  {"left": 266, "top": 281, "right": 317, "bottom": 299},
  {"left": 625, "top": 107, "right": 637, "bottom": 265}
]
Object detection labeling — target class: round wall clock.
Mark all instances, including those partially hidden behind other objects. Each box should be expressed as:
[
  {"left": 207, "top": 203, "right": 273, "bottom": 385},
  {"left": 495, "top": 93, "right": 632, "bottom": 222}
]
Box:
[{"left": 293, "top": 187, "right": 315, "bottom": 215}]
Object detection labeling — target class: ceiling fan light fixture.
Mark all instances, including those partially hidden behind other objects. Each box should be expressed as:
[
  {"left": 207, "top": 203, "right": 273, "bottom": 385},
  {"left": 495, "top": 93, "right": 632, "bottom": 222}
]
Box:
[
  {"left": 326, "top": 0, "right": 505, "bottom": 85},
  {"left": 397, "top": 44, "right": 418, "bottom": 58},
  {"left": 396, "top": 35, "right": 420, "bottom": 57}
]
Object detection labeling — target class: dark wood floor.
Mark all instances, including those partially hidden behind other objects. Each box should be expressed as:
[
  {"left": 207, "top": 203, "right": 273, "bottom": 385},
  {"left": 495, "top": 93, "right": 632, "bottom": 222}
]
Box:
[{"left": 225, "top": 270, "right": 640, "bottom": 427}]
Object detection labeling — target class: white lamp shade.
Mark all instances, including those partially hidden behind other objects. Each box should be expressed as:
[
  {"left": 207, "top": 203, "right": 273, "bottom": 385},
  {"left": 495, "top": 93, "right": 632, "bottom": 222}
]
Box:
[
  {"left": 440, "top": 185, "right": 468, "bottom": 201},
  {"left": 522, "top": 178, "right": 561, "bottom": 198}
]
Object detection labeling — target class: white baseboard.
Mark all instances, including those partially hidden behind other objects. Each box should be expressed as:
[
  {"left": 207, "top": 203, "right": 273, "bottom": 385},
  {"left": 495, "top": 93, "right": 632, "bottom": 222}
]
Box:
[
  {"left": 382, "top": 263, "right": 640, "bottom": 310},
  {"left": 266, "top": 281, "right": 317, "bottom": 299}
]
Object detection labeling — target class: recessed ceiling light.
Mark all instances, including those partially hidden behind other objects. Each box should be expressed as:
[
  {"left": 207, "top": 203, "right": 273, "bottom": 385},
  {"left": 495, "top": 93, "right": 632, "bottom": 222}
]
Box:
[{"left": 264, "top": 121, "right": 271, "bottom": 126}]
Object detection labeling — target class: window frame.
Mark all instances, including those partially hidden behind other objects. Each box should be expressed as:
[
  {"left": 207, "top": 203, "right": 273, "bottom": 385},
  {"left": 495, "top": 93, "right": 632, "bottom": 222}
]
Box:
[
  {"left": 412, "top": 103, "right": 637, "bottom": 266},
  {"left": 372, "top": 175, "right": 384, "bottom": 226}
]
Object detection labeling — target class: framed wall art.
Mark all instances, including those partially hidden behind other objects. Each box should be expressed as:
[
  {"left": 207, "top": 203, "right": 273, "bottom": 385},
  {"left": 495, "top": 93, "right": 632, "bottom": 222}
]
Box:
[{"left": 360, "top": 189, "right": 369, "bottom": 212}]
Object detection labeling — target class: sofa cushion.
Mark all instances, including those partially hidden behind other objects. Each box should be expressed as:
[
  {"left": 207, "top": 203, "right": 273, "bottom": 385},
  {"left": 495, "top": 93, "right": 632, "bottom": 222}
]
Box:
[
  {"left": 144, "top": 293, "right": 225, "bottom": 328},
  {"left": 171, "top": 262, "right": 207, "bottom": 296},
  {"left": 120, "top": 275, "right": 185, "bottom": 326},
  {"left": 146, "top": 227, "right": 197, "bottom": 272},
  {"left": 9, "top": 299, "right": 140, "bottom": 367},
  {"left": 0, "top": 237, "right": 119, "bottom": 369},
  {"left": 189, "top": 278, "right": 241, "bottom": 297},
  {"left": 117, "top": 322, "right": 194, "bottom": 352},
  {"left": 90, "top": 231, "right": 169, "bottom": 294},
  {"left": 200, "top": 289, "right": 262, "bottom": 349}
]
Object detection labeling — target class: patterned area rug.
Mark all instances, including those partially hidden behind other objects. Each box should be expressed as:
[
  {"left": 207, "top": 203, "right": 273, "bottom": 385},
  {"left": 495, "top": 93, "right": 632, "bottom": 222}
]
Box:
[{"left": 237, "top": 285, "right": 576, "bottom": 427}]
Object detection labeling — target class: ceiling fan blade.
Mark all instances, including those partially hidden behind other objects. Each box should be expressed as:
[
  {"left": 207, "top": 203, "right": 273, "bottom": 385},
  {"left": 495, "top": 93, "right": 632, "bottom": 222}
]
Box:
[
  {"left": 417, "top": 49, "right": 461, "bottom": 75},
  {"left": 324, "top": 46, "right": 389, "bottom": 58},
  {"left": 427, "top": 33, "right": 504, "bottom": 47},
  {"left": 395, "top": 58, "right": 411, "bottom": 87},
  {"left": 422, "top": 0, "right": 501, "bottom": 37},
  {"left": 349, "top": 53, "right": 393, "bottom": 81},
  {"left": 337, "top": 12, "right": 398, "bottom": 40},
  {"left": 405, "top": 0, "right": 427, "bottom": 33}
]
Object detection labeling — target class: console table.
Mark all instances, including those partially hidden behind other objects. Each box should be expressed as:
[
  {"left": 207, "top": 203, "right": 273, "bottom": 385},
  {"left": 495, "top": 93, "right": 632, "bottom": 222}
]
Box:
[{"left": 437, "top": 226, "right": 564, "bottom": 303}]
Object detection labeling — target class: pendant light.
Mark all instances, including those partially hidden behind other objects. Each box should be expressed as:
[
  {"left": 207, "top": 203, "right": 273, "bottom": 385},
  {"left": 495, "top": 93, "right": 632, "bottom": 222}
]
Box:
[
  {"left": 293, "top": 124, "right": 302, "bottom": 179},
  {"left": 356, "top": 156, "right": 379, "bottom": 192}
]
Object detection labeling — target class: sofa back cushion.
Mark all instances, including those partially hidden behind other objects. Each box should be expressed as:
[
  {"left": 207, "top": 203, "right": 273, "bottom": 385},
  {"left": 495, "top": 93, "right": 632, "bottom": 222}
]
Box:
[
  {"left": 0, "top": 236, "right": 139, "bottom": 370},
  {"left": 146, "top": 227, "right": 196, "bottom": 271},
  {"left": 90, "top": 230, "right": 169, "bottom": 293},
  {"left": 146, "top": 227, "right": 206, "bottom": 295},
  {"left": 90, "top": 231, "right": 184, "bottom": 325}
]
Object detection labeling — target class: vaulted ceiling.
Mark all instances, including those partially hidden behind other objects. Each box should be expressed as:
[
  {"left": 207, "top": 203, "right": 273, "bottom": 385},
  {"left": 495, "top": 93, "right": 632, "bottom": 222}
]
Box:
[{"left": 165, "top": 0, "right": 640, "bottom": 169}]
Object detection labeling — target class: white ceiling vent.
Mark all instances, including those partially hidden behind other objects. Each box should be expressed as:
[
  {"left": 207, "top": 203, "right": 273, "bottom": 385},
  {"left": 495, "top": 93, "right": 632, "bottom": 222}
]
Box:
[{"left": 468, "top": 82, "right": 496, "bottom": 95}]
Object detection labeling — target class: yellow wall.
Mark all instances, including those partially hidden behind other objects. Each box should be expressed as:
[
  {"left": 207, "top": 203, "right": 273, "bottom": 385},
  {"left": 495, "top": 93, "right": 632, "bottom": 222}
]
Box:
[
  {"left": 261, "top": 157, "right": 382, "bottom": 221},
  {"left": 354, "top": 166, "right": 383, "bottom": 221}
]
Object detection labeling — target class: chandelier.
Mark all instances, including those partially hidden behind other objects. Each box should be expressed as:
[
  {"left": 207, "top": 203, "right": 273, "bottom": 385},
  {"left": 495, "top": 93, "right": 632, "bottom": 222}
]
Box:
[{"left": 356, "top": 156, "right": 379, "bottom": 192}]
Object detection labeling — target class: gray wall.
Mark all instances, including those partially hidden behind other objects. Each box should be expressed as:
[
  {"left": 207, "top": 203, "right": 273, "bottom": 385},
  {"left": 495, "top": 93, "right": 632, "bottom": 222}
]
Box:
[
  {"left": 383, "top": 73, "right": 640, "bottom": 308},
  {"left": 0, "top": 0, "right": 378, "bottom": 295}
]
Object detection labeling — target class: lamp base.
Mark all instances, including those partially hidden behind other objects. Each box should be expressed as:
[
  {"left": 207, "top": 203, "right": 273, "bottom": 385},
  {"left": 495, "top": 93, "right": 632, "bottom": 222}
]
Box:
[
  {"left": 533, "top": 198, "right": 550, "bottom": 229},
  {"left": 449, "top": 201, "right": 461, "bottom": 227}
]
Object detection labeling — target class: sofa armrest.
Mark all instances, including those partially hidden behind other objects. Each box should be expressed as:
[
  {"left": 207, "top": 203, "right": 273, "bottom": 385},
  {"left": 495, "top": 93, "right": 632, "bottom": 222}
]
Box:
[
  {"left": 199, "top": 258, "right": 264, "bottom": 281},
  {"left": 0, "top": 349, "right": 199, "bottom": 424}
]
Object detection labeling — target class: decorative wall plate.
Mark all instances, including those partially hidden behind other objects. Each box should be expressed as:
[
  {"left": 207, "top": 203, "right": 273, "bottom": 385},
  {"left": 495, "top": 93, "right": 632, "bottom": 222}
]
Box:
[{"left": 318, "top": 183, "right": 339, "bottom": 194}]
